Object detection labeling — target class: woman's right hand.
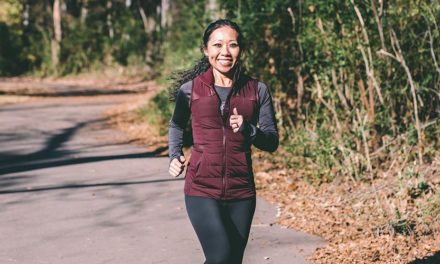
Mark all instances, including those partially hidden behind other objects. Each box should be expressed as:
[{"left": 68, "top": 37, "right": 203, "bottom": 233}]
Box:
[{"left": 169, "top": 156, "right": 186, "bottom": 177}]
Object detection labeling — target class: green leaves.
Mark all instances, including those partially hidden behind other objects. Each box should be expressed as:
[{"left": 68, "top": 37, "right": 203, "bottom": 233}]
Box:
[{"left": 217, "top": 0, "right": 439, "bottom": 183}]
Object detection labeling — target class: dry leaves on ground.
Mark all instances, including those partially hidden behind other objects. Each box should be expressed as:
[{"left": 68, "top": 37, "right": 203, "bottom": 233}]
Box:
[{"left": 254, "top": 151, "right": 440, "bottom": 264}]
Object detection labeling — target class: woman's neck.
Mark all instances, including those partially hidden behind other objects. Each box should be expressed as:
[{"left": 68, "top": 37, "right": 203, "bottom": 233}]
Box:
[{"left": 213, "top": 68, "right": 234, "bottom": 87}]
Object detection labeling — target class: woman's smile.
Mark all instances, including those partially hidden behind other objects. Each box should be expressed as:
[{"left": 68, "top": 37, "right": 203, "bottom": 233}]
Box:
[{"left": 217, "top": 58, "right": 233, "bottom": 66}]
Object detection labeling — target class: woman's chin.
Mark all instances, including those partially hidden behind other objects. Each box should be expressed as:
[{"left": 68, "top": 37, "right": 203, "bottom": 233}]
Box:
[{"left": 214, "top": 64, "right": 237, "bottom": 75}]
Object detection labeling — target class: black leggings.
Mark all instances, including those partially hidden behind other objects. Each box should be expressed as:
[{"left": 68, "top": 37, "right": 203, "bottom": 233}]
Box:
[{"left": 185, "top": 195, "right": 256, "bottom": 264}]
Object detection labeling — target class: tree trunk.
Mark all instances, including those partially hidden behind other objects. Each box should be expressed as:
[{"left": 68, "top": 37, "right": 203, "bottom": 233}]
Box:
[
  {"left": 205, "top": 0, "right": 219, "bottom": 20},
  {"left": 136, "top": 0, "right": 156, "bottom": 63},
  {"left": 106, "top": 0, "right": 114, "bottom": 39},
  {"left": 161, "top": 0, "right": 169, "bottom": 28},
  {"left": 80, "top": 0, "right": 88, "bottom": 25},
  {"left": 52, "top": 0, "right": 62, "bottom": 69},
  {"left": 137, "top": 0, "right": 149, "bottom": 34},
  {"left": 22, "top": 0, "right": 30, "bottom": 27}
]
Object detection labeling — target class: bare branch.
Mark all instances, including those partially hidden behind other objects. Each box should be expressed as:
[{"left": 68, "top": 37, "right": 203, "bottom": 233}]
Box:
[
  {"left": 294, "top": 67, "right": 304, "bottom": 112},
  {"left": 377, "top": 49, "right": 397, "bottom": 61},
  {"left": 371, "top": 0, "right": 386, "bottom": 51},
  {"left": 313, "top": 74, "right": 342, "bottom": 133},
  {"left": 351, "top": 0, "right": 384, "bottom": 104},
  {"left": 386, "top": 28, "right": 424, "bottom": 165},
  {"left": 427, "top": 24, "right": 440, "bottom": 75},
  {"left": 358, "top": 43, "right": 384, "bottom": 104},
  {"left": 287, "top": 7, "right": 295, "bottom": 27},
  {"left": 332, "top": 68, "right": 351, "bottom": 114}
]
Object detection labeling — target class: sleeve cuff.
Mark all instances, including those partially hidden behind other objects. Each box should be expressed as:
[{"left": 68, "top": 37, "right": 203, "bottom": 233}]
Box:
[
  {"left": 170, "top": 152, "right": 183, "bottom": 163},
  {"left": 238, "top": 121, "right": 257, "bottom": 140}
]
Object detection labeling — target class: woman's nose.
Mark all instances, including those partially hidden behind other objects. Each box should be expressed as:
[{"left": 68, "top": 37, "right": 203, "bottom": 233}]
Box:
[{"left": 220, "top": 45, "right": 230, "bottom": 55}]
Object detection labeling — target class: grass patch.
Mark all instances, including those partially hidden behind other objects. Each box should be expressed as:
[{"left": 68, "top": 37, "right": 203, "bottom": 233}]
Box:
[{"left": 136, "top": 89, "right": 174, "bottom": 136}]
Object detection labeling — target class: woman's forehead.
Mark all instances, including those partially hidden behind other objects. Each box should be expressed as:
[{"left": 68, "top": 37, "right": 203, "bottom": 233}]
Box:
[{"left": 208, "top": 26, "right": 238, "bottom": 42}]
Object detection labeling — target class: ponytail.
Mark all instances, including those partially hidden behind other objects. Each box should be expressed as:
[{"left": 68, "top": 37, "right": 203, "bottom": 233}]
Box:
[{"left": 169, "top": 56, "right": 210, "bottom": 101}]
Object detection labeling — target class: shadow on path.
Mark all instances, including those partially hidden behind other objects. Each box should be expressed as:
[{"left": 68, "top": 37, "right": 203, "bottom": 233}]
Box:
[
  {"left": 1, "top": 116, "right": 167, "bottom": 184},
  {"left": 0, "top": 177, "right": 183, "bottom": 195},
  {"left": 0, "top": 148, "right": 167, "bottom": 176},
  {"left": 409, "top": 252, "right": 440, "bottom": 264},
  {"left": 1, "top": 118, "right": 100, "bottom": 164}
]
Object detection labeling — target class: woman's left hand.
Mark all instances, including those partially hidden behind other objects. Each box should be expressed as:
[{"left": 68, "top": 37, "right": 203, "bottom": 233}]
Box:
[{"left": 230, "top": 107, "right": 243, "bottom": 133}]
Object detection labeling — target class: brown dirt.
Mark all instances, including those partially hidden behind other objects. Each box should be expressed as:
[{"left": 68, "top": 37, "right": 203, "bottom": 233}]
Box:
[{"left": 253, "top": 149, "right": 440, "bottom": 264}]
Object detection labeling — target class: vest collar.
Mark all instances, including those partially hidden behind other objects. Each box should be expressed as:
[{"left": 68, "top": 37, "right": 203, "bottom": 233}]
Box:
[
  {"left": 199, "top": 66, "right": 215, "bottom": 86},
  {"left": 199, "top": 66, "right": 248, "bottom": 95}
]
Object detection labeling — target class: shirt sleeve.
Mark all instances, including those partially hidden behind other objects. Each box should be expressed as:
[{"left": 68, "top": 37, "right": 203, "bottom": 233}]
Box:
[
  {"left": 168, "top": 81, "right": 192, "bottom": 161},
  {"left": 239, "top": 82, "right": 279, "bottom": 152}
]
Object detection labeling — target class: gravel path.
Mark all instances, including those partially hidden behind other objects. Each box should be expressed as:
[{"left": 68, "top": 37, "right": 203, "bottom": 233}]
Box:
[{"left": 0, "top": 94, "right": 326, "bottom": 264}]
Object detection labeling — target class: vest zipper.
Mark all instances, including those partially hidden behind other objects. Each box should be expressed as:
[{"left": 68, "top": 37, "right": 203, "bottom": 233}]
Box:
[
  {"left": 222, "top": 91, "right": 235, "bottom": 200},
  {"left": 221, "top": 125, "right": 226, "bottom": 199},
  {"left": 211, "top": 85, "right": 230, "bottom": 200}
]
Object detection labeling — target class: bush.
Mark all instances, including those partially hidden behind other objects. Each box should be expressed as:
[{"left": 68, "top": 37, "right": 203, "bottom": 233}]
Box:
[{"left": 137, "top": 89, "right": 174, "bottom": 136}]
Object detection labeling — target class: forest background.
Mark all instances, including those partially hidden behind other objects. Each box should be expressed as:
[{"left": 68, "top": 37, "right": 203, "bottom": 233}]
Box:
[{"left": 1, "top": 0, "right": 439, "bottom": 263}]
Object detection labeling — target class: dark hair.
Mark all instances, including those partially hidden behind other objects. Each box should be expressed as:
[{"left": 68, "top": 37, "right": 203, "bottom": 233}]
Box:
[{"left": 169, "top": 19, "right": 244, "bottom": 101}]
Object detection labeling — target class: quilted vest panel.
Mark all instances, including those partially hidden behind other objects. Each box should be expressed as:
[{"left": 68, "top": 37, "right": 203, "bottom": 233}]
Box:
[{"left": 184, "top": 67, "right": 259, "bottom": 200}]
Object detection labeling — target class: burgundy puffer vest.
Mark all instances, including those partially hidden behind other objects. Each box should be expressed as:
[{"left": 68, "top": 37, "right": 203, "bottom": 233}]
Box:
[{"left": 184, "top": 67, "right": 259, "bottom": 200}]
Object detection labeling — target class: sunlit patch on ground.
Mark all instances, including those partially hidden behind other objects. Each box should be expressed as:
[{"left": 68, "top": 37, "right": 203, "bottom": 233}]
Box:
[{"left": 0, "top": 95, "right": 38, "bottom": 106}]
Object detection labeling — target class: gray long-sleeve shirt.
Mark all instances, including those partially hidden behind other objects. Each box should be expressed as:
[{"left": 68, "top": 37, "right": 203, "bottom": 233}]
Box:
[{"left": 168, "top": 80, "right": 279, "bottom": 161}]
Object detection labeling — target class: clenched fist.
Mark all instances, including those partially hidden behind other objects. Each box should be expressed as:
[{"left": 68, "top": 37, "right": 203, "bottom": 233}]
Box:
[{"left": 169, "top": 156, "right": 186, "bottom": 177}]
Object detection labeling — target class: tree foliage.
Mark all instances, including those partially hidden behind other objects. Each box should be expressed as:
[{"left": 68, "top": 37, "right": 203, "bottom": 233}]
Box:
[
  {"left": 1, "top": 0, "right": 439, "bottom": 183},
  {"left": 0, "top": 0, "right": 162, "bottom": 75},
  {"left": 219, "top": 0, "right": 440, "bottom": 182}
]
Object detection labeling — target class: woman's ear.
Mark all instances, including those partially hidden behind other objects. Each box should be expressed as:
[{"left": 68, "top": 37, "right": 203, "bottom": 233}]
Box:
[{"left": 203, "top": 48, "right": 208, "bottom": 57}]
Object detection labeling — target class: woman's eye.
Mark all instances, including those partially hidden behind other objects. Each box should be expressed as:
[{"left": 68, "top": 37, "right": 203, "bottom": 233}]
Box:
[
  {"left": 229, "top": 43, "right": 239, "bottom": 48},
  {"left": 213, "top": 43, "right": 222, "bottom": 48}
]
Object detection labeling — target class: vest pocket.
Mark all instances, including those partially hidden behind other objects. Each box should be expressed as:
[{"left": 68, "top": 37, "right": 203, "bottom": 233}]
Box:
[
  {"left": 193, "top": 157, "right": 223, "bottom": 189},
  {"left": 228, "top": 176, "right": 251, "bottom": 190},
  {"left": 193, "top": 152, "right": 223, "bottom": 182},
  {"left": 227, "top": 150, "right": 254, "bottom": 191},
  {"left": 185, "top": 149, "right": 201, "bottom": 180},
  {"left": 229, "top": 151, "right": 251, "bottom": 177}
]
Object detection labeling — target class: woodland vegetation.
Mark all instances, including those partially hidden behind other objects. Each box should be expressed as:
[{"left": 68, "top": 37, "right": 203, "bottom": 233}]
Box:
[{"left": 1, "top": 0, "right": 439, "bottom": 263}]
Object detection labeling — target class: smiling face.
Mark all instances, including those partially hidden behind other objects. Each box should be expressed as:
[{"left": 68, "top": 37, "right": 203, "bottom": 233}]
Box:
[{"left": 203, "top": 26, "right": 241, "bottom": 77}]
